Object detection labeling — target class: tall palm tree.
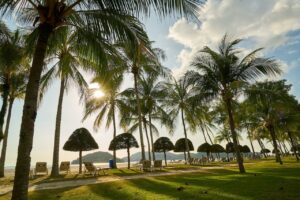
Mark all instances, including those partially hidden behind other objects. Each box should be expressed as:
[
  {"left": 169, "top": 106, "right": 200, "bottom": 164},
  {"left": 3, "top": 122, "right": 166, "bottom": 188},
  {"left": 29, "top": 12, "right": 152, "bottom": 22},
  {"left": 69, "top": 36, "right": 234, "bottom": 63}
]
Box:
[
  {"left": 83, "top": 70, "right": 126, "bottom": 168},
  {"left": 120, "top": 43, "right": 169, "bottom": 161},
  {"left": 186, "top": 35, "right": 281, "bottom": 173},
  {"left": 245, "top": 80, "right": 294, "bottom": 164},
  {"left": 39, "top": 28, "right": 99, "bottom": 176},
  {"left": 161, "top": 75, "right": 199, "bottom": 163},
  {"left": 0, "top": 30, "right": 25, "bottom": 142},
  {"left": 0, "top": 69, "right": 28, "bottom": 177},
  {"left": 0, "top": 1, "right": 200, "bottom": 198}
]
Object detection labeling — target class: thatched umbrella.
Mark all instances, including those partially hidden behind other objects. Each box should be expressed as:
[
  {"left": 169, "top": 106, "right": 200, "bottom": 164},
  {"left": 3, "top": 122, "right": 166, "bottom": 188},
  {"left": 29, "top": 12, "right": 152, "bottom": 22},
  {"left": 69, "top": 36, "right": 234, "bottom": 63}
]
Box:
[
  {"left": 272, "top": 148, "right": 281, "bottom": 154},
  {"left": 63, "top": 128, "right": 98, "bottom": 173},
  {"left": 197, "top": 142, "right": 212, "bottom": 157},
  {"left": 174, "top": 138, "right": 194, "bottom": 162},
  {"left": 226, "top": 142, "right": 235, "bottom": 153},
  {"left": 153, "top": 137, "right": 174, "bottom": 166},
  {"left": 241, "top": 145, "right": 251, "bottom": 153},
  {"left": 211, "top": 144, "right": 225, "bottom": 153},
  {"left": 109, "top": 133, "right": 139, "bottom": 169},
  {"left": 261, "top": 148, "right": 270, "bottom": 154}
]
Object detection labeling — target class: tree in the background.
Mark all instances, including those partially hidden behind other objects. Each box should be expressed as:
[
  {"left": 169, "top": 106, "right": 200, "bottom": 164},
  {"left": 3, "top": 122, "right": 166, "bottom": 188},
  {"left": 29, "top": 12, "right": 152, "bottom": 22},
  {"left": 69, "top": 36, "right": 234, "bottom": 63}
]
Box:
[
  {"left": 83, "top": 70, "right": 127, "bottom": 168},
  {"left": 39, "top": 28, "right": 99, "bottom": 176},
  {"left": 245, "top": 80, "right": 292, "bottom": 164},
  {"left": 109, "top": 133, "right": 139, "bottom": 169},
  {"left": 186, "top": 35, "right": 281, "bottom": 173},
  {"left": 161, "top": 75, "right": 199, "bottom": 163},
  {"left": 153, "top": 137, "right": 174, "bottom": 166},
  {"left": 0, "top": 29, "right": 25, "bottom": 142},
  {"left": 63, "top": 128, "right": 98, "bottom": 173},
  {"left": 0, "top": 69, "right": 28, "bottom": 177},
  {"left": 0, "top": 1, "right": 200, "bottom": 198}
]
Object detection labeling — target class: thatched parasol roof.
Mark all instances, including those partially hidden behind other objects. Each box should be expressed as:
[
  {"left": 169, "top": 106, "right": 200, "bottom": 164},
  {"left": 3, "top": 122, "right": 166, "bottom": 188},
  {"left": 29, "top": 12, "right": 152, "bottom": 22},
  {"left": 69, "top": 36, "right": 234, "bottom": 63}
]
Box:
[
  {"left": 63, "top": 127, "right": 98, "bottom": 152},
  {"left": 109, "top": 133, "right": 139, "bottom": 151},
  {"left": 174, "top": 138, "right": 194, "bottom": 152},
  {"left": 197, "top": 142, "right": 212, "bottom": 153},
  {"left": 153, "top": 137, "right": 174, "bottom": 152}
]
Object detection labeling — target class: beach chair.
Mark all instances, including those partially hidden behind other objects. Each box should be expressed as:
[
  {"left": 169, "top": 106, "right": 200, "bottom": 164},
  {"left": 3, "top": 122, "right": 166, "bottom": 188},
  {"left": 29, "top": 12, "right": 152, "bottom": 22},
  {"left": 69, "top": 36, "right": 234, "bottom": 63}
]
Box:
[
  {"left": 83, "top": 162, "right": 108, "bottom": 176},
  {"left": 142, "top": 160, "right": 153, "bottom": 172},
  {"left": 59, "top": 161, "right": 71, "bottom": 174},
  {"left": 153, "top": 160, "right": 163, "bottom": 171},
  {"left": 34, "top": 162, "right": 48, "bottom": 176}
]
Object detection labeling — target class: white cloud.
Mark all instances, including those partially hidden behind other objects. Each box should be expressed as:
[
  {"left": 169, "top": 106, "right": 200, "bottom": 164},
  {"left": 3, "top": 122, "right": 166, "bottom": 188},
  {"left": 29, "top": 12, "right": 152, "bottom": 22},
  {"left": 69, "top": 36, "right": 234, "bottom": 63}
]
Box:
[{"left": 168, "top": 0, "right": 300, "bottom": 76}]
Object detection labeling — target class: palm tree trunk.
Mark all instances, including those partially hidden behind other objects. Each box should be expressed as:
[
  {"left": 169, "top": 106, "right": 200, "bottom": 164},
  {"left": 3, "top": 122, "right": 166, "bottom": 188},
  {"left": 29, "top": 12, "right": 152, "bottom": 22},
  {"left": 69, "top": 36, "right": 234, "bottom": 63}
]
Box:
[
  {"left": 112, "top": 102, "right": 117, "bottom": 168},
  {"left": 164, "top": 150, "right": 167, "bottom": 166},
  {"left": 79, "top": 150, "right": 82, "bottom": 174},
  {"left": 287, "top": 131, "right": 299, "bottom": 161},
  {"left": 127, "top": 147, "right": 130, "bottom": 169},
  {"left": 0, "top": 98, "right": 14, "bottom": 177},
  {"left": 199, "top": 125, "right": 208, "bottom": 143},
  {"left": 246, "top": 129, "right": 255, "bottom": 155},
  {"left": 12, "top": 23, "right": 53, "bottom": 200},
  {"left": 132, "top": 70, "right": 145, "bottom": 161},
  {"left": 51, "top": 78, "right": 65, "bottom": 177},
  {"left": 277, "top": 141, "right": 284, "bottom": 155},
  {"left": 0, "top": 83, "right": 9, "bottom": 142},
  {"left": 148, "top": 115, "right": 156, "bottom": 161},
  {"left": 143, "top": 119, "right": 151, "bottom": 161},
  {"left": 258, "top": 139, "right": 267, "bottom": 158},
  {"left": 224, "top": 98, "right": 245, "bottom": 173},
  {"left": 267, "top": 124, "right": 282, "bottom": 164},
  {"left": 181, "top": 108, "right": 191, "bottom": 163},
  {"left": 204, "top": 126, "right": 214, "bottom": 144},
  {"left": 281, "top": 141, "right": 289, "bottom": 154}
]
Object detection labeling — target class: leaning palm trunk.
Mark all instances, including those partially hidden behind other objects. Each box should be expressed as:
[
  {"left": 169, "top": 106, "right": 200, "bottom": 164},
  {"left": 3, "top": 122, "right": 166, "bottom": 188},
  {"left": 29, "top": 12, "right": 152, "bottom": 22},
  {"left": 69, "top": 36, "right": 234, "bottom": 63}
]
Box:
[
  {"left": 181, "top": 108, "right": 190, "bottom": 163},
  {"left": 51, "top": 78, "right": 65, "bottom": 176},
  {"left": 267, "top": 124, "right": 282, "bottom": 164},
  {"left": 200, "top": 126, "right": 208, "bottom": 143},
  {"left": 132, "top": 69, "right": 145, "bottom": 161},
  {"left": 12, "top": 23, "right": 53, "bottom": 200},
  {"left": 112, "top": 103, "right": 117, "bottom": 168},
  {"left": 287, "top": 131, "right": 299, "bottom": 161},
  {"left": 143, "top": 120, "right": 152, "bottom": 161},
  {"left": 0, "top": 83, "right": 9, "bottom": 142},
  {"left": 224, "top": 98, "right": 246, "bottom": 173},
  {"left": 148, "top": 115, "right": 156, "bottom": 161},
  {"left": 246, "top": 128, "right": 255, "bottom": 155},
  {"left": 0, "top": 98, "right": 14, "bottom": 177},
  {"left": 258, "top": 138, "right": 267, "bottom": 158}
]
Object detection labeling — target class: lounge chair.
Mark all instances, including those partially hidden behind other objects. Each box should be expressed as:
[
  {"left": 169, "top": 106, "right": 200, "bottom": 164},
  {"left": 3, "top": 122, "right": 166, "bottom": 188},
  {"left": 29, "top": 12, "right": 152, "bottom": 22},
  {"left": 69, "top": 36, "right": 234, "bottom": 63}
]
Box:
[
  {"left": 59, "top": 161, "right": 71, "bottom": 174},
  {"left": 142, "top": 160, "right": 153, "bottom": 172},
  {"left": 153, "top": 160, "right": 163, "bottom": 171},
  {"left": 83, "top": 162, "right": 108, "bottom": 176},
  {"left": 34, "top": 162, "right": 48, "bottom": 176}
]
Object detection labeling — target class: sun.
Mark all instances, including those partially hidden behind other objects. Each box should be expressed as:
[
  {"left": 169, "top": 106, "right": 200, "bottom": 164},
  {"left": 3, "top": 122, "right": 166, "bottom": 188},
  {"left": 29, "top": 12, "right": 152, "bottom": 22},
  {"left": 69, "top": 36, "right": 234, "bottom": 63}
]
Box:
[
  {"left": 89, "top": 83, "right": 105, "bottom": 98},
  {"left": 93, "top": 90, "right": 105, "bottom": 98}
]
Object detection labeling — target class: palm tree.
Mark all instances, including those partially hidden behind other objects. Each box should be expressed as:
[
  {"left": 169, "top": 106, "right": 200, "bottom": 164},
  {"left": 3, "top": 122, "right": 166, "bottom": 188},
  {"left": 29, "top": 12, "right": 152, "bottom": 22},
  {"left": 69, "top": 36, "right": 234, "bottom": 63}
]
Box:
[
  {"left": 186, "top": 35, "right": 281, "bottom": 173},
  {"left": 83, "top": 71, "right": 126, "bottom": 168},
  {"left": 0, "top": 29, "right": 25, "bottom": 142},
  {"left": 0, "top": 69, "right": 28, "bottom": 177},
  {"left": 0, "top": 1, "right": 200, "bottom": 198},
  {"left": 119, "top": 43, "right": 169, "bottom": 161},
  {"left": 161, "top": 75, "right": 199, "bottom": 163},
  {"left": 245, "top": 80, "right": 292, "bottom": 164},
  {"left": 39, "top": 28, "right": 99, "bottom": 176}
]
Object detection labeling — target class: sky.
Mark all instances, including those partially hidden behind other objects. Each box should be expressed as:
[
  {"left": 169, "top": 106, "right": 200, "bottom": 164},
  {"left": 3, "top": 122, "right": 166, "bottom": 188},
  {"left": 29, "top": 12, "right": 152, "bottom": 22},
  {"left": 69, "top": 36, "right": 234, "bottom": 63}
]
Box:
[{"left": 2, "top": 0, "right": 300, "bottom": 167}]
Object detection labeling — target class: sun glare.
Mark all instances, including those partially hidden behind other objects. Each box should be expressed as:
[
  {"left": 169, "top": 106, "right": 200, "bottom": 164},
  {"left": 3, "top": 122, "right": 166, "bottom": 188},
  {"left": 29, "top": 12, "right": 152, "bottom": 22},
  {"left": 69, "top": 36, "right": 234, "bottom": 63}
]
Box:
[{"left": 93, "top": 90, "right": 105, "bottom": 98}]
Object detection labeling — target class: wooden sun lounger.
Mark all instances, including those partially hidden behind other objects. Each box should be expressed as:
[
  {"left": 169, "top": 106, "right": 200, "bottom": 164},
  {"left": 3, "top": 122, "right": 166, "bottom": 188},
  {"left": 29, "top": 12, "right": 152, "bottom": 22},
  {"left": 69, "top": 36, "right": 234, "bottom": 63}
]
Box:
[
  {"left": 34, "top": 162, "right": 48, "bottom": 176},
  {"left": 153, "top": 160, "right": 163, "bottom": 171},
  {"left": 83, "top": 162, "right": 108, "bottom": 176},
  {"left": 60, "top": 161, "right": 71, "bottom": 174},
  {"left": 142, "top": 160, "right": 153, "bottom": 172}
]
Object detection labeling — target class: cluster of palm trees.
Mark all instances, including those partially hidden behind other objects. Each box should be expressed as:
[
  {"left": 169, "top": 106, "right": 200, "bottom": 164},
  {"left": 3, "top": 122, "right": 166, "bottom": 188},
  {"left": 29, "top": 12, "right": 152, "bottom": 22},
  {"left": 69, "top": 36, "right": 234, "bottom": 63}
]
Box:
[{"left": 0, "top": 1, "right": 299, "bottom": 200}]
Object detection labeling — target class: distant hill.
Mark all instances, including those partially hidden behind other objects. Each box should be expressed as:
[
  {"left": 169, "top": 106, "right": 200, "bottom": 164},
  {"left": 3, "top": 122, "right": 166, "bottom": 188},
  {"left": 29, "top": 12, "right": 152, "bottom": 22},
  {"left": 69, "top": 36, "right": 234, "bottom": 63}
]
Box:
[
  {"left": 121, "top": 152, "right": 227, "bottom": 161},
  {"left": 71, "top": 151, "right": 124, "bottom": 164}
]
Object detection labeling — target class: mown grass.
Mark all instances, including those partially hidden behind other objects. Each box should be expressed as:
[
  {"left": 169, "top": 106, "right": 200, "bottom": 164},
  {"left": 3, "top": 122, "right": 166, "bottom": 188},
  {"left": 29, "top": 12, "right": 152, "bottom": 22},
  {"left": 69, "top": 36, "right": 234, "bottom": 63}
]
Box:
[{"left": 1, "top": 157, "right": 300, "bottom": 200}]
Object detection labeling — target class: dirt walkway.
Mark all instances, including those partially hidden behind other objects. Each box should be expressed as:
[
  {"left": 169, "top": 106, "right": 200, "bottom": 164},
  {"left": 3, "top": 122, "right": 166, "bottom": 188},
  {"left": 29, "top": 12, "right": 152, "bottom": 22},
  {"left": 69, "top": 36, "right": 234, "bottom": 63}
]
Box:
[{"left": 0, "top": 167, "right": 223, "bottom": 195}]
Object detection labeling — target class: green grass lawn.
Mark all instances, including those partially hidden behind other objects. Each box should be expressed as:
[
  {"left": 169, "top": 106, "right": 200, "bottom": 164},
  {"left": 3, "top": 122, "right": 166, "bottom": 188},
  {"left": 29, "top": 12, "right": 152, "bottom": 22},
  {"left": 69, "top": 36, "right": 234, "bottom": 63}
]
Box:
[{"left": 1, "top": 158, "right": 300, "bottom": 200}]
